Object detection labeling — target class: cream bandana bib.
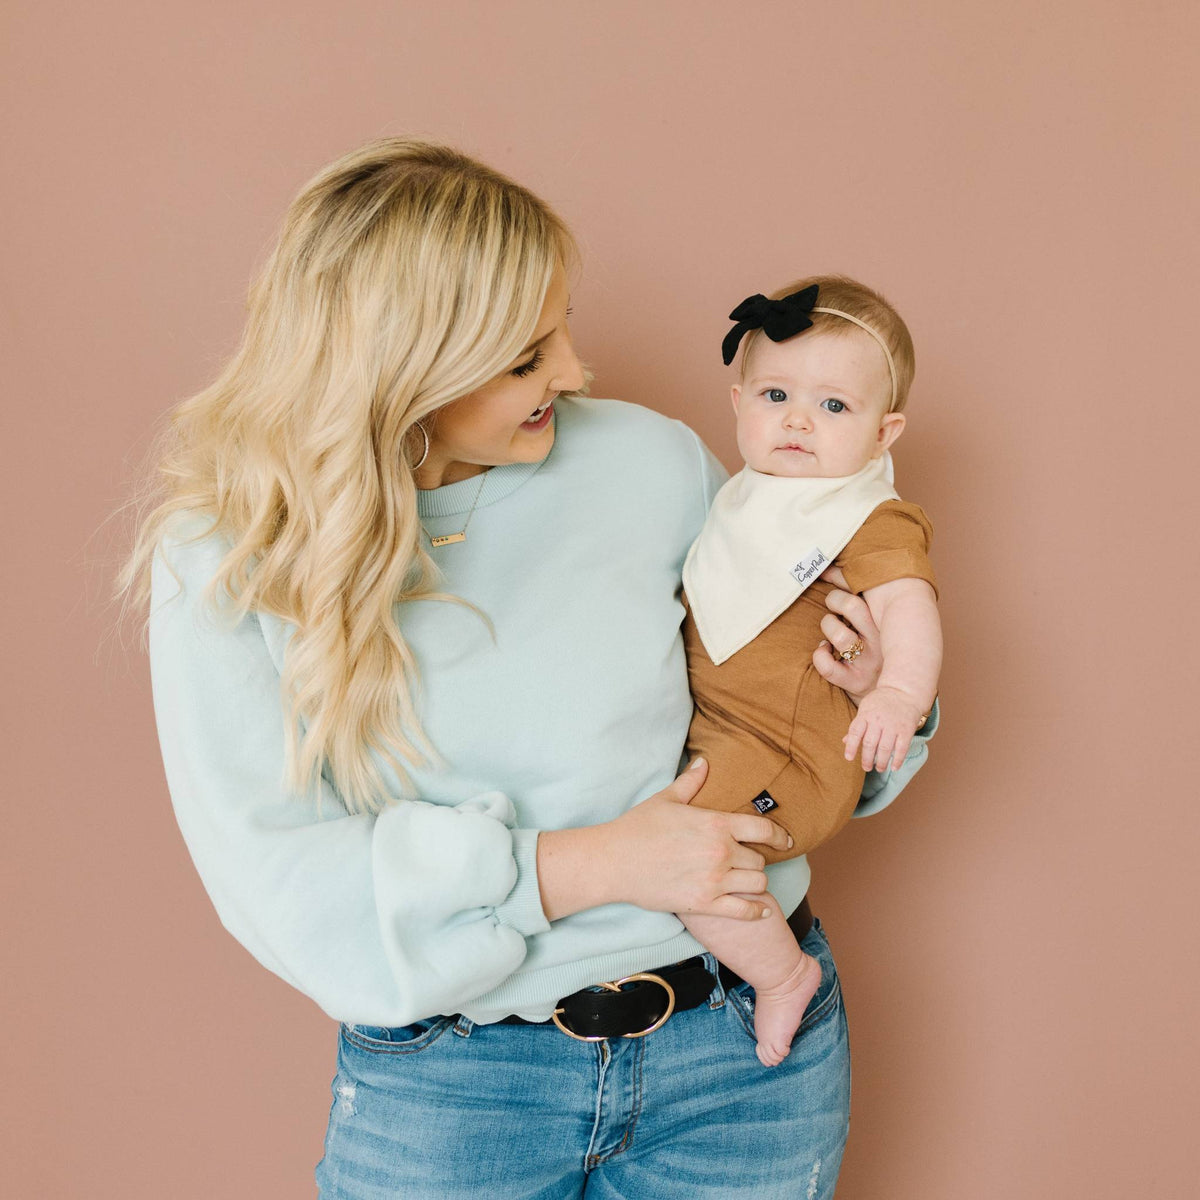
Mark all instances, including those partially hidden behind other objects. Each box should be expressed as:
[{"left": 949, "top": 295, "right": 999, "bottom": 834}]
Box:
[{"left": 683, "top": 453, "right": 899, "bottom": 665}]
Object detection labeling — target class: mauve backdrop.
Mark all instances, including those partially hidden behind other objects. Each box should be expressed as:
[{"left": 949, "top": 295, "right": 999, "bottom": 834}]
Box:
[{"left": 4, "top": 2, "right": 1196, "bottom": 1197}]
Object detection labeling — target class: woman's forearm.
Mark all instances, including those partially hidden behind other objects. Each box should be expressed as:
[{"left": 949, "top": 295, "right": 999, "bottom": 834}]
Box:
[
  {"left": 533, "top": 762, "right": 792, "bottom": 924},
  {"left": 536, "top": 824, "right": 621, "bottom": 921}
]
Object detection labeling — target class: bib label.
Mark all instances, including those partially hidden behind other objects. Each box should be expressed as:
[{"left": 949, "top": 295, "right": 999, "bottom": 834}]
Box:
[{"left": 790, "top": 547, "right": 828, "bottom": 587}]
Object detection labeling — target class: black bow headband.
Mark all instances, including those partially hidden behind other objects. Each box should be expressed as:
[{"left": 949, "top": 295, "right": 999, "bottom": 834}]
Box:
[{"left": 721, "top": 284, "right": 820, "bottom": 366}]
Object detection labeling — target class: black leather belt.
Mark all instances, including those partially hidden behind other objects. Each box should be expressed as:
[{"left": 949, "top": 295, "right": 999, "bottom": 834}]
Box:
[{"left": 495, "top": 897, "right": 814, "bottom": 1040}]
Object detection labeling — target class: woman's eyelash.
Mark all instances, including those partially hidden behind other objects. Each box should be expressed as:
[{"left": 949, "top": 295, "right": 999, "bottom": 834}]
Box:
[
  {"left": 511, "top": 310, "right": 572, "bottom": 377},
  {"left": 511, "top": 348, "right": 544, "bottom": 378}
]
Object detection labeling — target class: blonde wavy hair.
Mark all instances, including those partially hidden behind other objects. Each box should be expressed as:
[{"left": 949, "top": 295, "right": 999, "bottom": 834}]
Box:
[{"left": 115, "top": 137, "right": 578, "bottom": 816}]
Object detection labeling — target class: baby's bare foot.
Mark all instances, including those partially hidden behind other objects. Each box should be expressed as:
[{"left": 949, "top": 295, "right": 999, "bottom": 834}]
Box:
[{"left": 751, "top": 952, "right": 822, "bottom": 1067}]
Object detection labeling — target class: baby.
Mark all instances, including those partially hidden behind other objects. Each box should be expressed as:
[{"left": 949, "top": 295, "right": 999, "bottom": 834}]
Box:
[{"left": 679, "top": 275, "right": 942, "bottom": 1066}]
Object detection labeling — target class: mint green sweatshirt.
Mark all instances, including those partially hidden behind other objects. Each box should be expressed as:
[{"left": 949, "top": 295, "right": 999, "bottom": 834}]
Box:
[{"left": 149, "top": 397, "right": 937, "bottom": 1025}]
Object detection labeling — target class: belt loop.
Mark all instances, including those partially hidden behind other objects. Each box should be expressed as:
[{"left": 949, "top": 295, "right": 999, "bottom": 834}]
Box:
[
  {"left": 701, "top": 952, "right": 726, "bottom": 1009},
  {"left": 453, "top": 1014, "right": 475, "bottom": 1038}
]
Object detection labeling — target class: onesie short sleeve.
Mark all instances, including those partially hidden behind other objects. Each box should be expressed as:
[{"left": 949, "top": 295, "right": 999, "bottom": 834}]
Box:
[{"left": 837, "top": 499, "right": 938, "bottom": 598}]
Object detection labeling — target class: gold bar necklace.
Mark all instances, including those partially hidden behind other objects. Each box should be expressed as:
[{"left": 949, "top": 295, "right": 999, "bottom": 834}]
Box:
[{"left": 426, "top": 470, "right": 489, "bottom": 547}]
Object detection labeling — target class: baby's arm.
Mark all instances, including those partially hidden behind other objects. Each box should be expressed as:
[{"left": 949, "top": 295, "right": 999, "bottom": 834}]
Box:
[{"left": 843, "top": 577, "right": 942, "bottom": 772}]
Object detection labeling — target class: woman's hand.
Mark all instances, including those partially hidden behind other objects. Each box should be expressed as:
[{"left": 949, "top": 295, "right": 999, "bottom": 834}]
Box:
[
  {"left": 813, "top": 568, "right": 884, "bottom": 706},
  {"left": 605, "top": 758, "right": 793, "bottom": 920},
  {"left": 535, "top": 759, "right": 793, "bottom": 923}
]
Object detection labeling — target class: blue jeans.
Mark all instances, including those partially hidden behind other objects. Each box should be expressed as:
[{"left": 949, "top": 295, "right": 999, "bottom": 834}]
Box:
[{"left": 315, "top": 918, "right": 851, "bottom": 1199}]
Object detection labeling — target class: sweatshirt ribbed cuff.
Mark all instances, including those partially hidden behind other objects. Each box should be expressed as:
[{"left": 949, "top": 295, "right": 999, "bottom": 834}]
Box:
[{"left": 493, "top": 828, "right": 551, "bottom": 938}]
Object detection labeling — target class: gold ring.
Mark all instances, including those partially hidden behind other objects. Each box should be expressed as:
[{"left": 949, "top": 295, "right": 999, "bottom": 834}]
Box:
[
  {"left": 550, "top": 972, "right": 677, "bottom": 1041},
  {"left": 838, "top": 638, "right": 865, "bottom": 662}
]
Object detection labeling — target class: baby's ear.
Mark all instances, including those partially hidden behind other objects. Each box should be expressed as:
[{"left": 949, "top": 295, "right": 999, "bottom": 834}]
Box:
[
  {"left": 730, "top": 384, "right": 742, "bottom": 416},
  {"left": 876, "top": 412, "right": 906, "bottom": 454}
]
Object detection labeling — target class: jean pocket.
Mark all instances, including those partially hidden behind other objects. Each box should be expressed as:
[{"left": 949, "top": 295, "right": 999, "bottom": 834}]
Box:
[
  {"left": 796, "top": 924, "right": 843, "bottom": 1033},
  {"left": 725, "top": 938, "right": 843, "bottom": 1046},
  {"left": 724, "top": 978, "right": 758, "bottom": 1043},
  {"left": 340, "top": 1015, "right": 457, "bottom": 1056}
]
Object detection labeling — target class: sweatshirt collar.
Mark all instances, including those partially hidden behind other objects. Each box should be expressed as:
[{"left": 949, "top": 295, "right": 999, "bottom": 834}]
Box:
[{"left": 416, "top": 458, "right": 546, "bottom": 518}]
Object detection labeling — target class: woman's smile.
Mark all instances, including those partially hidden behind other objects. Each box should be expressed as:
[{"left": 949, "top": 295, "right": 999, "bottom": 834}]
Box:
[{"left": 522, "top": 398, "right": 556, "bottom": 429}]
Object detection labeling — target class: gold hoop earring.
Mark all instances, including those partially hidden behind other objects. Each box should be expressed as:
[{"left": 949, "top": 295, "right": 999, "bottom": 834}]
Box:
[{"left": 410, "top": 423, "right": 430, "bottom": 470}]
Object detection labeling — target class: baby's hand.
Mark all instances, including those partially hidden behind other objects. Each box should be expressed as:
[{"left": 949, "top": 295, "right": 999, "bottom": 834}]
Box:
[{"left": 843, "top": 686, "right": 926, "bottom": 772}]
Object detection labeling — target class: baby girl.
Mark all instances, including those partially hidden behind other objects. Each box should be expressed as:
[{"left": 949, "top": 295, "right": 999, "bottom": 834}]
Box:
[{"left": 680, "top": 275, "right": 943, "bottom": 1066}]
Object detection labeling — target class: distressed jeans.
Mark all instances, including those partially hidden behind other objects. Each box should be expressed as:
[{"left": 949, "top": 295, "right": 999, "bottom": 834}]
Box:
[{"left": 315, "top": 918, "right": 851, "bottom": 1199}]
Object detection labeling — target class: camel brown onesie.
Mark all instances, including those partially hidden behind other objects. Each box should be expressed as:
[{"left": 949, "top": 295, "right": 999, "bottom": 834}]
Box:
[{"left": 682, "top": 498, "right": 936, "bottom": 865}]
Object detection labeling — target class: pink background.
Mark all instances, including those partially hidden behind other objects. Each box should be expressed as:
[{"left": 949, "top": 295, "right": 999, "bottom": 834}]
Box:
[{"left": 5, "top": 2, "right": 1196, "bottom": 1196}]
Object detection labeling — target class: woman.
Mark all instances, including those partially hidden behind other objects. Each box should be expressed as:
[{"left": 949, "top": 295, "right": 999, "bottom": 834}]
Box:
[{"left": 119, "top": 138, "right": 937, "bottom": 1198}]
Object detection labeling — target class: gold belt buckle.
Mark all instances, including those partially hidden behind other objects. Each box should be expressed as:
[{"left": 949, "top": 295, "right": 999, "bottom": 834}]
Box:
[{"left": 551, "top": 972, "right": 677, "bottom": 1042}]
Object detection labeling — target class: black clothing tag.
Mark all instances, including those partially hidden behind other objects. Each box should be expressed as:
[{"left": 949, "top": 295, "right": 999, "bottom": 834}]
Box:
[{"left": 751, "top": 790, "right": 778, "bottom": 813}]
